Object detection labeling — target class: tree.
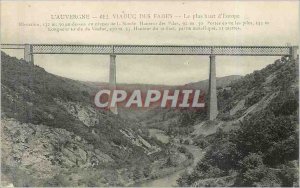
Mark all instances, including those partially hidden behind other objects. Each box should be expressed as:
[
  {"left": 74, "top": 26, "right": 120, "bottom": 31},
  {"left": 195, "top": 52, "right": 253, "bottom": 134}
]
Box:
[{"left": 235, "top": 153, "right": 268, "bottom": 186}]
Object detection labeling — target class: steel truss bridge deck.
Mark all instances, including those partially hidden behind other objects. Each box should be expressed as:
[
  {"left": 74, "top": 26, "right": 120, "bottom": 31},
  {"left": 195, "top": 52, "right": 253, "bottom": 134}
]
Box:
[{"left": 1, "top": 44, "right": 296, "bottom": 56}]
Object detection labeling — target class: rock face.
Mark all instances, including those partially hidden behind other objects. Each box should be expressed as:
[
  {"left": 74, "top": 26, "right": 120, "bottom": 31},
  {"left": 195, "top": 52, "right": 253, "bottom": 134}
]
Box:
[
  {"left": 1, "top": 118, "right": 114, "bottom": 185},
  {"left": 120, "top": 128, "right": 161, "bottom": 155},
  {"left": 53, "top": 98, "right": 162, "bottom": 155},
  {"left": 54, "top": 98, "right": 100, "bottom": 127}
]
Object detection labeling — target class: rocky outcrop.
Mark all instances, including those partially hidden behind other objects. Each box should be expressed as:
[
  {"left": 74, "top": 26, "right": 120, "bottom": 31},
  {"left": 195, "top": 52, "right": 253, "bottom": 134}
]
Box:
[
  {"left": 1, "top": 118, "right": 114, "bottom": 186},
  {"left": 54, "top": 98, "right": 100, "bottom": 127},
  {"left": 120, "top": 129, "right": 161, "bottom": 155}
]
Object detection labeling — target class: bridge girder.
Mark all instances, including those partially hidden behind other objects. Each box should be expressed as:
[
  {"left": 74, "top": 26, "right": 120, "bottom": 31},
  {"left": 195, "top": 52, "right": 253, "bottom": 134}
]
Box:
[{"left": 1, "top": 44, "right": 296, "bottom": 56}]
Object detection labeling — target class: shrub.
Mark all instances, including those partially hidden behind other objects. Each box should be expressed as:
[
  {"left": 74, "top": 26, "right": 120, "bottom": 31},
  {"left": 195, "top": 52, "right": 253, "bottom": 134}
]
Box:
[{"left": 235, "top": 153, "right": 268, "bottom": 186}]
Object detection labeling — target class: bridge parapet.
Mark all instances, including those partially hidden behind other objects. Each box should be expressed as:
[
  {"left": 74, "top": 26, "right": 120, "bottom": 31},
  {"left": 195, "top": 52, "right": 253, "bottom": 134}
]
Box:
[{"left": 1, "top": 44, "right": 294, "bottom": 56}]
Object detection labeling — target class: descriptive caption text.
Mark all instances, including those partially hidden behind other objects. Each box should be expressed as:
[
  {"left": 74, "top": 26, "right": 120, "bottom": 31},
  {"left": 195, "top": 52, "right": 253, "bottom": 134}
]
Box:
[{"left": 18, "top": 13, "right": 271, "bottom": 33}]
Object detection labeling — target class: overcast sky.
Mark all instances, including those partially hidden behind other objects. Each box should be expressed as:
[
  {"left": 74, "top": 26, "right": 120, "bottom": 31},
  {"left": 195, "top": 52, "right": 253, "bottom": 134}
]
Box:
[{"left": 1, "top": 1, "right": 299, "bottom": 85}]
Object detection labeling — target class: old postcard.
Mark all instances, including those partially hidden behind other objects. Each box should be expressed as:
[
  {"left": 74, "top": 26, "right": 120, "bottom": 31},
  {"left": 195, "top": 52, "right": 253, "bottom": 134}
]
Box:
[{"left": 1, "top": 0, "right": 299, "bottom": 187}]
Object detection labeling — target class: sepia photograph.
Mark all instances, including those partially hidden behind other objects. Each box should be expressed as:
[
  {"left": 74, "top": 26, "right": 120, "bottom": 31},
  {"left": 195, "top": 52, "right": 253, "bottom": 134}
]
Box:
[{"left": 0, "top": 0, "right": 299, "bottom": 187}]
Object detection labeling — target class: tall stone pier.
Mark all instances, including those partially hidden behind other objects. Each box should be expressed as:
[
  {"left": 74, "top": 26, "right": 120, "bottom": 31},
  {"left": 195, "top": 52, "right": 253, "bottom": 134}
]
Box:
[
  {"left": 109, "top": 54, "right": 118, "bottom": 114},
  {"left": 290, "top": 46, "right": 298, "bottom": 60},
  {"left": 24, "top": 44, "right": 34, "bottom": 64},
  {"left": 208, "top": 55, "right": 218, "bottom": 120}
]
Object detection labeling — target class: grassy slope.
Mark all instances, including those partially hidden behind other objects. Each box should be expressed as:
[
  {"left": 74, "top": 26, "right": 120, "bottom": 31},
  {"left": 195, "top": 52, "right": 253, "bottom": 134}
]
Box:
[
  {"left": 1, "top": 51, "right": 164, "bottom": 167},
  {"left": 178, "top": 58, "right": 299, "bottom": 187}
]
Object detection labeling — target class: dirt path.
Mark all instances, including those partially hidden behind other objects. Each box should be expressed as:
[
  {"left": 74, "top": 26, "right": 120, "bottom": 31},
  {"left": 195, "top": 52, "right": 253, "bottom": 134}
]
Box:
[{"left": 137, "top": 144, "right": 204, "bottom": 187}]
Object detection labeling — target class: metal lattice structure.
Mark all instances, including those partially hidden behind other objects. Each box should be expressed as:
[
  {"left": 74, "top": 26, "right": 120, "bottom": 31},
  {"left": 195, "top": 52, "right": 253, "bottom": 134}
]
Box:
[{"left": 1, "top": 44, "right": 296, "bottom": 56}]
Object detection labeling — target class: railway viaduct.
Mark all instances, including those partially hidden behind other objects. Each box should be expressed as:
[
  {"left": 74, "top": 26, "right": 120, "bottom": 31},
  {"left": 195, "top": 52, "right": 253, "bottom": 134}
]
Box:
[{"left": 1, "top": 44, "right": 298, "bottom": 120}]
